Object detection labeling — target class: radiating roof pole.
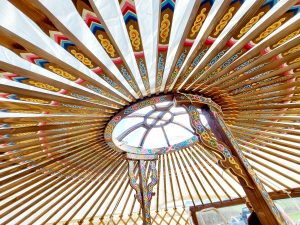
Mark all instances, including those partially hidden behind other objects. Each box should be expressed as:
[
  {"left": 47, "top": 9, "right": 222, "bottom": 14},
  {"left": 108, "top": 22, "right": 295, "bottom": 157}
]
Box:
[
  {"left": 155, "top": 0, "right": 176, "bottom": 94},
  {"left": 118, "top": 0, "right": 152, "bottom": 96},
  {"left": 127, "top": 153, "right": 158, "bottom": 225},
  {"left": 175, "top": 93, "right": 288, "bottom": 225}
]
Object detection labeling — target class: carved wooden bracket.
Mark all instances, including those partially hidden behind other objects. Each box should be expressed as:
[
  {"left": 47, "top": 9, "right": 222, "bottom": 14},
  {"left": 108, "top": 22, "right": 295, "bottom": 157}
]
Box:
[
  {"left": 128, "top": 159, "right": 158, "bottom": 225},
  {"left": 184, "top": 104, "right": 254, "bottom": 189}
]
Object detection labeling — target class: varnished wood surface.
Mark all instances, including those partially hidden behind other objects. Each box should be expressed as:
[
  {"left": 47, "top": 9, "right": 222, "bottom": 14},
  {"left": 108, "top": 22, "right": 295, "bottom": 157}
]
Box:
[{"left": 0, "top": 0, "right": 300, "bottom": 224}]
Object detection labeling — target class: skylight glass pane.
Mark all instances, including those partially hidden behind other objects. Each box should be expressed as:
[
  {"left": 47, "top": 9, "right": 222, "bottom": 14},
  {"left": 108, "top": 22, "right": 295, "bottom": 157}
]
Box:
[
  {"left": 173, "top": 114, "right": 194, "bottom": 131},
  {"left": 143, "top": 127, "right": 167, "bottom": 148},
  {"left": 113, "top": 117, "right": 144, "bottom": 139},
  {"left": 170, "top": 106, "right": 186, "bottom": 114},
  {"left": 164, "top": 123, "right": 193, "bottom": 145},
  {"left": 122, "top": 127, "right": 146, "bottom": 147},
  {"left": 156, "top": 101, "right": 172, "bottom": 108}
]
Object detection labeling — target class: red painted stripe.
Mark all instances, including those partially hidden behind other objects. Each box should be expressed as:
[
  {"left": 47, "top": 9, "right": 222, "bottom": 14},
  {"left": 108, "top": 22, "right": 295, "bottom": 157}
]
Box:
[
  {"left": 158, "top": 45, "right": 168, "bottom": 52},
  {"left": 205, "top": 37, "right": 214, "bottom": 45},
  {"left": 226, "top": 38, "right": 236, "bottom": 47},
  {"left": 244, "top": 42, "right": 254, "bottom": 50},
  {"left": 23, "top": 54, "right": 40, "bottom": 63},
  {"left": 59, "top": 89, "right": 68, "bottom": 94},
  {"left": 4, "top": 74, "right": 17, "bottom": 80},
  {"left": 53, "top": 33, "right": 69, "bottom": 44},
  {"left": 50, "top": 101, "right": 60, "bottom": 106},
  {"left": 92, "top": 67, "right": 103, "bottom": 75},
  {"left": 184, "top": 39, "right": 194, "bottom": 47},
  {"left": 134, "top": 52, "right": 145, "bottom": 58},
  {"left": 76, "top": 78, "right": 85, "bottom": 84},
  {"left": 260, "top": 48, "right": 269, "bottom": 55},
  {"left": 85, "top": 13, "right": 101, "bottom": 27},
  {"left": 112, "top": 57, "right": 123, "bottom": 65},
  {"left": 121, "top": 1, "right": 136, "bottom": 15}
]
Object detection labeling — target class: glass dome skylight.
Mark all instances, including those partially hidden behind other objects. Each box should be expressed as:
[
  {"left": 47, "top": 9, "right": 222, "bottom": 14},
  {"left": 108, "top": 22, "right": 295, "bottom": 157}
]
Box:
[
  {"left": 105, "top": 95, "right": 210, "bottom": 154},
  {"left": 112, "top": 100, "right": 208, "bottom": 150}
]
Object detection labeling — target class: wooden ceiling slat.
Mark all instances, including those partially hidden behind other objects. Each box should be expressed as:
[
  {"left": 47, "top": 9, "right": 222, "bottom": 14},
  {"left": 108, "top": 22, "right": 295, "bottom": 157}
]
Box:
[
  {"left": 0, "top": 26, "right": 128, "bottom": 104},
  {"left": 33, "top": 155, "right": 124, "bottom": 225},
  {"left": 189, "top": 0, "right": 299, "bottom": 90}
]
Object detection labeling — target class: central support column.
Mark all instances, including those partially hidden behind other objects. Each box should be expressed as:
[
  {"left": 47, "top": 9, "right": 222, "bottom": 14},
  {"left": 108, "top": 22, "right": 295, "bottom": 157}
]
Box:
[
  {"left": 127, "top": 154, "right": 158, "bottom": 225},
  {"left": 175, "top": 94, "right": 287, "bottom": 225}
]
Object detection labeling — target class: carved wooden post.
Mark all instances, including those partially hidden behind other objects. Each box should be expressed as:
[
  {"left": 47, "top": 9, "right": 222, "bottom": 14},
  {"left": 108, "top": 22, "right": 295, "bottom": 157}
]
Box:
[
  {"left": 175, "top": 94, "right": 287, "bottom": 225},
  {"left": 127, "top": 154, "right": 158, "bottom": 225}
]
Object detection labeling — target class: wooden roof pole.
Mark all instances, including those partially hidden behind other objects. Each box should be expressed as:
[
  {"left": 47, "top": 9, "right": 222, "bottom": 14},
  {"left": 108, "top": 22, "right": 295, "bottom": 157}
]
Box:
[
  {"left": 175, "top": 93, "right": 287, "bottom": 225},
  {"left": 201, "top": 105, "right": 285, "bottom": 225}
]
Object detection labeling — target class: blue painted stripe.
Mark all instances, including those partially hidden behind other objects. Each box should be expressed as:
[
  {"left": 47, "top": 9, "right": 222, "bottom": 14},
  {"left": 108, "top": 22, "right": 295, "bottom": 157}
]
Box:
[
  {"left": 61, "top": 40, "right": 75, "bottom": 49},
  {"left": 35, "top": 59, "right": 48, "bottom": 68},
  {"left": 13, "top": 77, "right": 28, "bottom": 83},
  {"left": 161, "top": 0, "right": 175, "bottom": 11},
  {"left": 201, "top": 0, "right": 214, "bottom": 5},
  {"left": 90, "top": 22, "right": 105, "bottom": 34},
  {"left": 288, "top": 4, "right": 300, "bottom": 15},
  {"left": 8, "top": 94, "right": 18, "bottom": 100},
  {"left": 124, "top": 11, "right": 137, "bottom": 23},
  {"left": 262, "top": 0, "right": 278, "bottom": 8},
  {"left": 230, "top": 0, "right": 245, "bottom": 5}
]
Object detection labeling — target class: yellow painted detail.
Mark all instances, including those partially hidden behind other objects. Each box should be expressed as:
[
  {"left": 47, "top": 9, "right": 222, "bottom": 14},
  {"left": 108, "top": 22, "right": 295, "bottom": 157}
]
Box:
[
  {"left": 284, "top": 44, "right": 300, "bottom": 56},
  {"left": 255, "top": 17, "right": 286, "bottom": 42},
  {"left": 48, "top": 65, "right": 77, "bottom": 81},
  {"left": 20, "top": 97, "right": 49, "bottom": 104},
  {"left": 129, "top": 25, "right": 141, "bottom": 50},
  {"left": 190, "top": 8, "right": 207, "bottom": 38},
  {"left": 214, "top": 7, "right": 235, "bottom": 36},
  {"left": 70, "top": 49, "right": 94, "bottom": 68},
  {"left": 98, "top": 34, "right": 116, "bottom": 57},
  {"left": 160, "top": 14, "right": 171, "bottom": 42},
  {"left": 237, "top": 12, "right": 264, "bottom": 38},
  {"left": 28, "top": 80, "right": 59, "bottom": 92}
]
